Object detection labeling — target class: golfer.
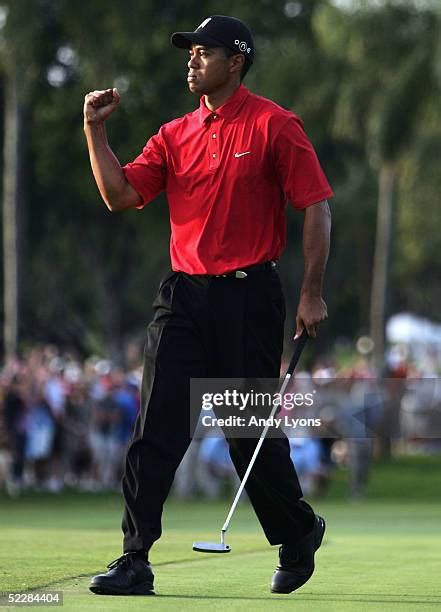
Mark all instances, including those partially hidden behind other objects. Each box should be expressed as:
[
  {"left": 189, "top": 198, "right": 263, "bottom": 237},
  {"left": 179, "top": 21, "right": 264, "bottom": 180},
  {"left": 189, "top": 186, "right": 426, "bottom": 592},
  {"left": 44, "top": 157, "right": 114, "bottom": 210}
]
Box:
[{"left": 84, "top": 15, "right": 332, "bottom": 596}]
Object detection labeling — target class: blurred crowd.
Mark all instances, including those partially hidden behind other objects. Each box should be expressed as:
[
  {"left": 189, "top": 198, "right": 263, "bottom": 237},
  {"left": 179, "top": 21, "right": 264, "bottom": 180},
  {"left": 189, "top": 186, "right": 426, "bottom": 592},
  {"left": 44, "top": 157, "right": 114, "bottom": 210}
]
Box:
[
  {"left": 0, "top": 346, "right": 141, "bottom": 496},
  {"left": 1, "top": 342, "right": 440, "bottom": 499}
]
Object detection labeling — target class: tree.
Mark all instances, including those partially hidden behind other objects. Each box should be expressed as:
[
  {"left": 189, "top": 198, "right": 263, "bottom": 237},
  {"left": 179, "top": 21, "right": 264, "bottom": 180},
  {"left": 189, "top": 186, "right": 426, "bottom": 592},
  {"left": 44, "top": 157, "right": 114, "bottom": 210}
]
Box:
[
  {"left": 0, "top": 0, "right": 61, "bottom": 358},
  {"left": 314, "top": 1, "right": 440, "bottom": 365}
]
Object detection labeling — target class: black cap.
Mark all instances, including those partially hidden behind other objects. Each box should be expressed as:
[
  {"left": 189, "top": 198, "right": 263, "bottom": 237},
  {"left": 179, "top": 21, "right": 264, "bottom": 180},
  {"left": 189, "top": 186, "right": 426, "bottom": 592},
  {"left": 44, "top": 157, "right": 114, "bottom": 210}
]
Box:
[{"left": 171, "top": 15, "right": 255, "bottom": 64}]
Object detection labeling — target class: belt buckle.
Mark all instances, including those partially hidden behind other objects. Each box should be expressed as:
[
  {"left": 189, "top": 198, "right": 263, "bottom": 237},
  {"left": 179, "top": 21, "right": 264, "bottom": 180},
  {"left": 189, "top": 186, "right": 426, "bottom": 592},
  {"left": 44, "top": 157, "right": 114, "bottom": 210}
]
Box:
[{"left": 214, "top": 270, "right": 248, "bottom": 279}]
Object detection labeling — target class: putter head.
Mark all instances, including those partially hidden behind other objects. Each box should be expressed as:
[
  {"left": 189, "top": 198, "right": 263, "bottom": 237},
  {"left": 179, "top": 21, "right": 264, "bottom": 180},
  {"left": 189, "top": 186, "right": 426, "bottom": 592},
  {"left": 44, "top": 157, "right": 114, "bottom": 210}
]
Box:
[{"left": 192, "top": 541, "right": 231, "bottom": 553}]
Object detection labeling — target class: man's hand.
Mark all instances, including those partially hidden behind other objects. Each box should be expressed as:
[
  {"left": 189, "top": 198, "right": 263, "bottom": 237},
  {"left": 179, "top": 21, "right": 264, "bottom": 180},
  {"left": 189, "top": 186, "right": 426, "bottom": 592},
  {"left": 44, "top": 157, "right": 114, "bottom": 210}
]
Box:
[
  {"left": 295, "top": 292, "right": 328, "bottom": 339},
  {"left": 84, "top": 88, "right": 120, "bottom": 124}
]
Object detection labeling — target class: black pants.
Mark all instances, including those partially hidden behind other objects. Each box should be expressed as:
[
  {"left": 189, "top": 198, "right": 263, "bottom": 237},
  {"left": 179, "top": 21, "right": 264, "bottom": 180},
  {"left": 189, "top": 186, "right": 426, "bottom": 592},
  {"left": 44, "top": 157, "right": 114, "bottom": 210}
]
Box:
[{"left": 121, "top": 268, "right": 315, "bottom": 554}]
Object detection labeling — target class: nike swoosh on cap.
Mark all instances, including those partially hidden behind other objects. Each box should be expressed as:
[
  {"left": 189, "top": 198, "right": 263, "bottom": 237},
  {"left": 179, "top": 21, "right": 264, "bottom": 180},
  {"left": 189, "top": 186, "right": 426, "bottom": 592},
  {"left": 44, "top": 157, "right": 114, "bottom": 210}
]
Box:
[{"left": 234, "top": 151, "right": 251, "bottom": 158}]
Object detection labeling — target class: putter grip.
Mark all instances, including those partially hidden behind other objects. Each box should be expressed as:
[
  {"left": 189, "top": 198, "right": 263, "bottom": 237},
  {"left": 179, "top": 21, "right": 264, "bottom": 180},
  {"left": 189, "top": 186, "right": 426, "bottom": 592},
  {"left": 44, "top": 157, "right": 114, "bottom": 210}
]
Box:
[{"left": 286, "top": 329, "right": 309, "bottom": 376}]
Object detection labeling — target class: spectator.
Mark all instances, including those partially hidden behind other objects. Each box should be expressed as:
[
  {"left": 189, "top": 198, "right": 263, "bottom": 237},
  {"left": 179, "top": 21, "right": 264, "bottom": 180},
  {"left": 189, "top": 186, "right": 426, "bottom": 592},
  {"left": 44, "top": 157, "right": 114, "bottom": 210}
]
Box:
[
  {"left": 2, "top": 375, "right": 28, "bottom": 495},
  {"left": 197, "top": 434, "right": 240, "bottom": 499}
]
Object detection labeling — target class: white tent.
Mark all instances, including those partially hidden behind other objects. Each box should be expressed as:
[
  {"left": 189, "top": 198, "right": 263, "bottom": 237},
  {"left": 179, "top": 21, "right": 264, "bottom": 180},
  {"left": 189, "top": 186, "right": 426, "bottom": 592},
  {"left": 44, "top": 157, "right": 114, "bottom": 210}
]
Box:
[{"left": 387, "top": 313, "right": 441, "bottom": 346}]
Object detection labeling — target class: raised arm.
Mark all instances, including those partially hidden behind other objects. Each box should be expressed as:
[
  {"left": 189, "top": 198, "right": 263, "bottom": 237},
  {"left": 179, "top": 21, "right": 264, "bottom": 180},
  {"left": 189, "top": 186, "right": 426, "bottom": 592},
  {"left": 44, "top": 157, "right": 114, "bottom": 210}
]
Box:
[
  {"left": 295, "top": 199, "right": 331, "bottom": 339},
  {"left": 83, "top": 88, "right": 142, "bottom": 212}
]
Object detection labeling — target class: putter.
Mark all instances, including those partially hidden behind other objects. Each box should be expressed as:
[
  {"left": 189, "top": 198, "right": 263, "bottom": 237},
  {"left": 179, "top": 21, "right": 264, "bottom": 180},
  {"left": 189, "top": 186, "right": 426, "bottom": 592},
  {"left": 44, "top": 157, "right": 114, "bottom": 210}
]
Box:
[{"left": 193, "top": 329, "right": 309, "bottom": 553}]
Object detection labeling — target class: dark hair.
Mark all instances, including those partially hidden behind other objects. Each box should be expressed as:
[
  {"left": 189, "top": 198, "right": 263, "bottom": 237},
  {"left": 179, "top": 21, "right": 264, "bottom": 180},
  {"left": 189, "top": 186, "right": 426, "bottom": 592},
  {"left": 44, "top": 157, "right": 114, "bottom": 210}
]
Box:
[{"left": 223, "top": 47, "right": 252, "bottom": 81}]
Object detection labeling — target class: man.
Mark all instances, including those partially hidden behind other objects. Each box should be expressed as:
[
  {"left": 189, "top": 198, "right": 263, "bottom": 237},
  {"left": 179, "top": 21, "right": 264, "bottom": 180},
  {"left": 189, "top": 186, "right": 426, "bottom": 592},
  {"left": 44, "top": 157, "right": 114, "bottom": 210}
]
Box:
[{"left": 84, "top": 15, "right": 332, "bottom": 596}]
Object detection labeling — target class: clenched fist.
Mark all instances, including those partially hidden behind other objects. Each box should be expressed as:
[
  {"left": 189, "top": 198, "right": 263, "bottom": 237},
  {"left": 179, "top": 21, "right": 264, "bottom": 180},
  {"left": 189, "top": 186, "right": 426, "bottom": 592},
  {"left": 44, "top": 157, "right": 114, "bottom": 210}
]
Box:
[{"left": 84, "top": 88, "right": 120, "bottom": 124}]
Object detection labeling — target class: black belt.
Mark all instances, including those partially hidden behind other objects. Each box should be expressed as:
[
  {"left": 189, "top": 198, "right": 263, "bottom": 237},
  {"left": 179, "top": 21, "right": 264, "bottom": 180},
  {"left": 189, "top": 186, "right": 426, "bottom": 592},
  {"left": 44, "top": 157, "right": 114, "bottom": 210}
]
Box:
[{"left": 187, "top": 260, "right": 277, "bottom": 280}]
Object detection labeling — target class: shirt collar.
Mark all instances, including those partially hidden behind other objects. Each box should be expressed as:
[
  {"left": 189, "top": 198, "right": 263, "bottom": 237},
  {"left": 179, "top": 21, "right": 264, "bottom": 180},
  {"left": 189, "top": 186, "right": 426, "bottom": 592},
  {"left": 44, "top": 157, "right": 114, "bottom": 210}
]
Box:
[{"left": 198, "top": 84, "right": 250, "bottom": 126}]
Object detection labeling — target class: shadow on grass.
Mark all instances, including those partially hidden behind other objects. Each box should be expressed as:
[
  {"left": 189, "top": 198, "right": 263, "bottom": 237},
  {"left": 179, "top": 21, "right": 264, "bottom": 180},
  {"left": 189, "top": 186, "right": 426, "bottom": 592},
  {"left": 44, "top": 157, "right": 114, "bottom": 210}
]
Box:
[
  {"left": 31, "top": 574, "right": 441, "bottom": 606},
  {"left": 156, "top": 593, "right": 441, "bottom": 605},
  {"left": 30, "top": 548, "right": 272, "bottom": 591}
]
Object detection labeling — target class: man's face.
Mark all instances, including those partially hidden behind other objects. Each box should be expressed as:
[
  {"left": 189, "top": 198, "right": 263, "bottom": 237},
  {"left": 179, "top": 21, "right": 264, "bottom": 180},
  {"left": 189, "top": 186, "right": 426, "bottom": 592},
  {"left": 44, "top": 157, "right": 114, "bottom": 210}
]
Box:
[{"left": 187, "top": 45, "right": 236, "bottom": 95}]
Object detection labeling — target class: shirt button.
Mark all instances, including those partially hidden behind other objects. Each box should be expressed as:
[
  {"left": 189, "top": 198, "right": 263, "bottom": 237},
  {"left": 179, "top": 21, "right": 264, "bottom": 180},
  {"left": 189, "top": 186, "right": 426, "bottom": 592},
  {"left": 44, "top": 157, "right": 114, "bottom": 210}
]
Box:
[
  {"left": 213, "top": 114, "right": 218, "bottom": 119},
  {"left": 212, "top": 133, "right": 217, "bottom": 139},
  {"left": 212, "top": 153, "right": 216, "bottom": 158}
]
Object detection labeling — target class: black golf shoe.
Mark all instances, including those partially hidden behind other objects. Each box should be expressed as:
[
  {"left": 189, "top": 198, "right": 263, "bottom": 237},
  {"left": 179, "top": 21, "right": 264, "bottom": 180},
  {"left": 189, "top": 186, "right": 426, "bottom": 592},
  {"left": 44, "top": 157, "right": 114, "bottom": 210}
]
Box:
[
  {"left": 271, "top": 514, "right": 325, "bottom": 594},
  {"left": 89, "top": 552, "right": 155, "bottom": 596}
]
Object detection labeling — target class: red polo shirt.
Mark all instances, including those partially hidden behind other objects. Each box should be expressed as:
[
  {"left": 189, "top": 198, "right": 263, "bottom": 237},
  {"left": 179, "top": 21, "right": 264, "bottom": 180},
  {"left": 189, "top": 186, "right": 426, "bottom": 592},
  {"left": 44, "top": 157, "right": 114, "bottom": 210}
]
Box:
[{"left": 123, "top": 85, "right": 333, "bottom": 275}]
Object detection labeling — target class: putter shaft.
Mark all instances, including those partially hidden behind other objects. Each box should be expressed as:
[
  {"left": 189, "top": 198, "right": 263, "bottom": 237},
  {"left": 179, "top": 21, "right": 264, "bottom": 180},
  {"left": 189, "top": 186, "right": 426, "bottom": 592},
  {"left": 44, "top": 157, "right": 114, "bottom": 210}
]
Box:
[{"left": 221, "top": 330, "right": 308, "bottom": 536}]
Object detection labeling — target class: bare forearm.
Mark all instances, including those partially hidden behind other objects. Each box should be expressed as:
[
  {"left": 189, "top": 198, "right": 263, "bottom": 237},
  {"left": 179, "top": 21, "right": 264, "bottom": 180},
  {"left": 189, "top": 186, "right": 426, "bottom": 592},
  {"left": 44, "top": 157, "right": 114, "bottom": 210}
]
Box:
[
  {"left": 84, "top": 121, "right": 140, "bottom": 211},
  {"left": 301, "top": 200, "right": 331, "bottom": 297},
  {"left": 294, "top": 200, "right": 331, "bottom": 338},
  {"left": 83, "top": 88, "right": 141, "bottom": 211}
]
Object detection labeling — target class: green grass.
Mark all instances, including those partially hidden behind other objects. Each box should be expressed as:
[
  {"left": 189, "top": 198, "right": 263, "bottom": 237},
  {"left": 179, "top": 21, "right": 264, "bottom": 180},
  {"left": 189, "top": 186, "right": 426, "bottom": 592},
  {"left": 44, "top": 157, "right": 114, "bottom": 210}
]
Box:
[
  {"left": 1, "top": 457, "right": 441, "bottom": 611},
  {"left": 326, "top": 453, "right": 441, "bottom": 501}
]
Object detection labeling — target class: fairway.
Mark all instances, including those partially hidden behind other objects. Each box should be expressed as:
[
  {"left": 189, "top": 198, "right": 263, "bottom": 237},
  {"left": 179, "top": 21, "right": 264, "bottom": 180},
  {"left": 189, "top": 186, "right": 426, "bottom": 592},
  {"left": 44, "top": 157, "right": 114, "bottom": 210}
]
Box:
[{"left": 1, "top": 492, "right": 440, "bottom": 611}]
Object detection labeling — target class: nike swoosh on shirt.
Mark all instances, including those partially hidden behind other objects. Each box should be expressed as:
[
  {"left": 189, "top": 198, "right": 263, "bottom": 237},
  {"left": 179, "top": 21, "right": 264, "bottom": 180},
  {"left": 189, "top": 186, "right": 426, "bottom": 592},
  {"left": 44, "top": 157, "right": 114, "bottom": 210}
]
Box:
[{"left": 234, "top": 151, "right": 251, "bottom": 158}]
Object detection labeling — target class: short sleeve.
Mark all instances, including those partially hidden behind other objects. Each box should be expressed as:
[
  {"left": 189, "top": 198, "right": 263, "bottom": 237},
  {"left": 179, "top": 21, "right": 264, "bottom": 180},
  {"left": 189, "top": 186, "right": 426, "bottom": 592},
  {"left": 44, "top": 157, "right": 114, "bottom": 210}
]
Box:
[
  {"left": 271, "top": 116, "right": 333, "bottom": 210},
  {"left": 122, "top": 132, "right": 167, "bottom": 208}
]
